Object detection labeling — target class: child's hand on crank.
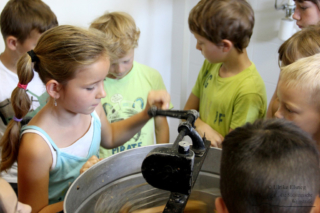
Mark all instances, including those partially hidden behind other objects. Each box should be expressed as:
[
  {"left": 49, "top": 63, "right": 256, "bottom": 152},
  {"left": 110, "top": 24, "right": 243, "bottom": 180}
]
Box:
[{"left": 146, "top": 90, "right": 170, "bottom": 110}]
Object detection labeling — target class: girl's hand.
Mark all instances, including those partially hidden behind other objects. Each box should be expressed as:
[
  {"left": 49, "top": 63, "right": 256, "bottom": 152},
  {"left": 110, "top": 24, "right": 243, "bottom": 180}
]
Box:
[
  {"left": 146, "top": 90, "right": 170, "bottom": 111},
  {"left": 80, "top": 155, "right": 102, "bottom": 174}
]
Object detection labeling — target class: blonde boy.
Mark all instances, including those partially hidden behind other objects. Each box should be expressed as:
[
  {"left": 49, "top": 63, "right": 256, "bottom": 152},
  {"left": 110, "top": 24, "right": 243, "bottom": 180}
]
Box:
[
  {"left": 184, "top": 0, "right": 267, "bottom": 147},
  {"left": 90, "top": 12, "right": 172, "bottom": 158},
  {"left": 267, "top": 25, "right": 320, "bottom": 118},
  {"left": 275, "top": 53, "right": 320, "bottom": 150}
]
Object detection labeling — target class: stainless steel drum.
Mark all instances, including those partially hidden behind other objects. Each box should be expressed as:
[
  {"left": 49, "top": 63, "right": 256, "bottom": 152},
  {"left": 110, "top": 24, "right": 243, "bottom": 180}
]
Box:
[{"left": 64, "top": 144, "right": 221, "bottom": 213}]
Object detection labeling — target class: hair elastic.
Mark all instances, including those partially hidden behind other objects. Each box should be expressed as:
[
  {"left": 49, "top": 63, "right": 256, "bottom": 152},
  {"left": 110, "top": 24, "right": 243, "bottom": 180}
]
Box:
[
  {"left": 13, "top": 116, "right": 23, "bottom": 122},
  {"left": 17, "top": 82, "right": 28, "bottom": 90},
  {"left": 27, "top": 50, "right": 39, "bottom": 62}
]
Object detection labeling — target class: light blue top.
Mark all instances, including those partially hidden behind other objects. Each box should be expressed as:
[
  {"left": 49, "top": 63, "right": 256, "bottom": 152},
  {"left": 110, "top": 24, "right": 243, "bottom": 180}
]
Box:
[{"left": 21, "top": 112, "right": 101, "bottom": 204}]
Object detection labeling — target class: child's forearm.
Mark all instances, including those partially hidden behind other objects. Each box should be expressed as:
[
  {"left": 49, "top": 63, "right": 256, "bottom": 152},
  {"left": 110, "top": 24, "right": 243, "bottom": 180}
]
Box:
[
  {"left": 38, "top": 201, "right": 63, "bottom": 213},
  {"left": 155, "top": 116, "right": 169, "bottom": 144},
  {"left": 100, "top": 90, "right": 170, "bottom": 148},
  {"left": 194, "top": 118, "right": 224, "bottom": 147},
  {"left": 194, "top": 117, "right": 206, "bottom": 132},
  {"left": 102, "top": 109, "right": 151, "bottom": 148}
]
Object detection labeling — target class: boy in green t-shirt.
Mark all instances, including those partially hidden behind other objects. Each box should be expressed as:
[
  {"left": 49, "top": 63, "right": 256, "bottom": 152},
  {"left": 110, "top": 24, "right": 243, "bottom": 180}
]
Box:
[
  {"left": 184, "top": 0, "right": 267, "bottom": 147},
  {"left": 90, "top": 12, "right": 172, "bottom": 158}
]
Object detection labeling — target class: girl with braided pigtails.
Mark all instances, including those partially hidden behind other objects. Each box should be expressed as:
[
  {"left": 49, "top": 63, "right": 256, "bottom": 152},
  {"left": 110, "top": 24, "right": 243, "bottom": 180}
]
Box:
[{"left": 0, "top": 25, "right": 170, "bottom": 213}]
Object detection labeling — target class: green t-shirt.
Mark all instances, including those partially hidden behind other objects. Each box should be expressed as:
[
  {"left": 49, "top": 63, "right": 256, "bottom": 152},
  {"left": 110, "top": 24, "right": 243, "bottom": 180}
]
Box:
[
  {"left": 192, "top": 60, "right": 267, "bottom": 137},
  {"left": 100, "top": 61, "right": 172, "bottom": 158}
]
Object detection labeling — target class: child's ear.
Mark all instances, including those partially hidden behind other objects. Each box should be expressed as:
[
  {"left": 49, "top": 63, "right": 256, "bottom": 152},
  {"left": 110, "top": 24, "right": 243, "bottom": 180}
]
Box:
[
  {"left": 215, "top": 197, "right": 229, "bottom": 213},
  {"left": 46, "top": 79, "right": 62, "bottom": 100},
  {"left": 6, "top": 36, "right": 18, "bottom": 51},
  {"left": 221, "top": 39, "right": 233, "bottom": 52}
]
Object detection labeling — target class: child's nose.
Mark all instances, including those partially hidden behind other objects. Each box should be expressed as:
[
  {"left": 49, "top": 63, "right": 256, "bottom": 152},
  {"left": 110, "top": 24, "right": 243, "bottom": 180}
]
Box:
[
  {"left": 118, "top": 65, "right": 125, "bottom": 73},
  {"left": 113, "top": 64, "right": 120, "bottom": 73},
  {"left": 97, "top": 84, "right": 106, "bottom": 99},
  {"left": 274, "top": 108, "right": 284, "bottom": 119},
  {"left": 292, "top": 10, "right": 300, "bottom": 21}
]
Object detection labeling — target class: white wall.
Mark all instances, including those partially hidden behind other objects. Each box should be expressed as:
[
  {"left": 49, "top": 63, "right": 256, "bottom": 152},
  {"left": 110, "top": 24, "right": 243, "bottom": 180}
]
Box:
[
  {"left": 0, "top": 0, "right": 297, "bottom": 143},
  {"left": 0, "top": 0, "right": 173, "bottom": 94}
]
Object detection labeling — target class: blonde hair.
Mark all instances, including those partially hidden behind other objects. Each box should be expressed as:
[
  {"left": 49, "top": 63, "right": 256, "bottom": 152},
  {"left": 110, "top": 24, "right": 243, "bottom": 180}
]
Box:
[
  {"left": 0, "top": 25, "right": 109, "bottom": 172},
  {"left": 279, "top": 53, "right": 320, "bottom": 106},
  {"left": 278, "top": 25, "right": 320, "bottom": 66},
  {"left": 90, "top": 11, "right": 140, "bottom": 58},
  {"left": 188, "top": 0, "right": 254, "bottom": 53}
]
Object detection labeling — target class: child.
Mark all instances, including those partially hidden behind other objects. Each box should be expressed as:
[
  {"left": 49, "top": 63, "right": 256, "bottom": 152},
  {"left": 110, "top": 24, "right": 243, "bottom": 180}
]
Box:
[
  {"left": 293, "top": 0, "right": 320, "bottom": 28},
  {"left": 0, "top": 177, "right": 31, "bottom": 213},
  {"left": 216, "top": 119, "right": 320, "bottom": 213},
  {"left": 184, "top": 0, "right": 267, "bottom": 147},
  {"left": 0, "top": 0, "right": 58, "bottom": 194},
  {"left": 0, "top": 25, "right": 170, "bottom": 213},
  {"left": 267, "top": 25, "right": 320, "bottom": 118},
  {"left": 90, "top": 12, "right": 172, "bottom": 158},
  {"left": 275, "top": 53, "right": 320, "bottom": 150}
]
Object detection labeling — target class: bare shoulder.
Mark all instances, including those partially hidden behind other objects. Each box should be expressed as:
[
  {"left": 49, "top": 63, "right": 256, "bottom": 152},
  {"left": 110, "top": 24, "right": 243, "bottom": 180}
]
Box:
[
  {"left": 18, "top": 132, "right": 52, "bottom": 167},
  {"left": 18, "top": 132, "right": 53, "bottom": 212}
]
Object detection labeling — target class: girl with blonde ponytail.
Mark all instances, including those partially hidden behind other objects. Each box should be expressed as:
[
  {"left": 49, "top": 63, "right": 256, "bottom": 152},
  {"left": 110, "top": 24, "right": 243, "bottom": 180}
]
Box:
[{"left": 0, "top": 25, "right": 170, "bottom": 213}]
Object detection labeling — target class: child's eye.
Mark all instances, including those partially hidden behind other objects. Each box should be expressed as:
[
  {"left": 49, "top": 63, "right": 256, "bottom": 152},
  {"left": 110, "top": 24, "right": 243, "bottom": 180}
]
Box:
[
  {"left": 86, "top": 87, "right": 94, "bottom": 91},
  {"left": 123, "top": 60, "right": 130, "bottom": 64},
  {"left": 285, "top": 107, "right": 293, "bottom": 113},
  {"left": 299, "top": 6, "right": 308, "bottom": 10}
]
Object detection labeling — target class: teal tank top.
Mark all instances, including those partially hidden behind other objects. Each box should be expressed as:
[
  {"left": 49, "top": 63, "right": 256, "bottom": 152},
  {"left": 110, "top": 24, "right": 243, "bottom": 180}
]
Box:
[{"left": 21, "top": 112, "right": 101, "bottom": 204}]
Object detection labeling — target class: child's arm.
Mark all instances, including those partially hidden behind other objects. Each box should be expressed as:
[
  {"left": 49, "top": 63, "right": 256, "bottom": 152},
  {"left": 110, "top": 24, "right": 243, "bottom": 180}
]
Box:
[
  {"left": 154, "top": 116, "right": 169, "bottom": 144},
  {"left": 99, "top": 90, "right": 170, "bottom": 149},
  {"left": 184, "top": 93, "right": 224, "bottom": 147},
  {"left": 18, "top": 134, "right": 63, "bottom": 213}
]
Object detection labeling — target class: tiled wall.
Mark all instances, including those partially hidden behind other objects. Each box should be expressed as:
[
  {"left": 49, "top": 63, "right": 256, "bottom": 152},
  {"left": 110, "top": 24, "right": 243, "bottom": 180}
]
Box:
[{"left": 169, "top": 0, "right": 292, "bottom": 142}]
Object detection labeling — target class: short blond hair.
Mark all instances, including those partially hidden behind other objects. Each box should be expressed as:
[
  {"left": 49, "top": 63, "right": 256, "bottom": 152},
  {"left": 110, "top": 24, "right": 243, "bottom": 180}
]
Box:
[
  {"left": 279, "top": 53, "right": 320, "bottom": 106},
  {"left": 90, "top": 12, "right": 140, "bottom": 58}
]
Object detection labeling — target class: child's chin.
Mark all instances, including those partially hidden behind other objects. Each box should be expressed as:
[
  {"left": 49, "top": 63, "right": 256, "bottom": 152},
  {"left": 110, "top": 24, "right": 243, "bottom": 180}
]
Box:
[{"left": 80, "top": 108, "right": 95, "bottom": 115}]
